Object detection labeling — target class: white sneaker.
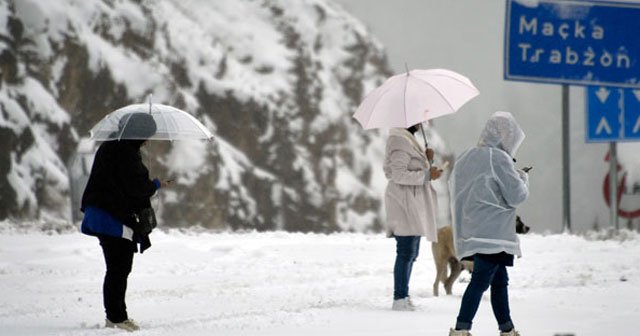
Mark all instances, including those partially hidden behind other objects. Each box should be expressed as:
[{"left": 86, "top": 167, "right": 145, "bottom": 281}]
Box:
[
  {"left": 500, "top": 330, "right": 521, "bottom": 336},
  {"left": 392, "top": 297, "right": 415, "bottom": 311},
  {"left": 407, "top": 296, "right": 417, "bottom": 309},
  {"left": 449, "top": 328, "right": 472, "bottom": 336},
  {"left": 105, "top": 318, "right": 140, "bottom": 332}
]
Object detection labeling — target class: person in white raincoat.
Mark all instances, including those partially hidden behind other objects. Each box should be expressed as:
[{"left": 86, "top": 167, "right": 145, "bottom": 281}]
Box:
[
  {"left": 448, "top": 112, "right": 529, "bottom": 336},
  {"left": 383, "top": 125, "right": 442, "bottom": 311}
]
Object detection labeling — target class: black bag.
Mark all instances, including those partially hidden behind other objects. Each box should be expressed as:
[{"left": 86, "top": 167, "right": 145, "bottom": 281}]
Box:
[{"left": 132, "top": 207, "right": 157, "bottom": 234}]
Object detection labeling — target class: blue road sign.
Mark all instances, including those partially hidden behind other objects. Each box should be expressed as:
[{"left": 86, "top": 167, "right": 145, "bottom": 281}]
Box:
[
  {"left": 587, "top": 87, "right": 620, "bottom": 141},
  {"left": 624, "top": 89, "right": 640, "bottom": 140},
  {"left": 505, "top": 0, "right": 640, "bottom": 88},
  {"left": 587, "top": 87, "right": 640, "bottom": 142}
]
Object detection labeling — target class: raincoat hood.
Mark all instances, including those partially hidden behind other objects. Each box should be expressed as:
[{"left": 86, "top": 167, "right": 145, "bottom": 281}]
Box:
[{"left": 478, "top": 111, "right": 525, "bottom": 157}]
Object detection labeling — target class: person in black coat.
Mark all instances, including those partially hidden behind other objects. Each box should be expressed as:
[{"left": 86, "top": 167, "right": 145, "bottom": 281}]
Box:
[{"left": 81, "top": 112, "right": 171, "bottom": 331}]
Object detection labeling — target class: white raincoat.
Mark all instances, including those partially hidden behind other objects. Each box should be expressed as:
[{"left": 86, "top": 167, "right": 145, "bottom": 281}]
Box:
[
  {"left": 450, "top": 112, "right": 529, "bottom": 259},
  {"left": 383, "top": 128, "right": 438, "bottom": 241}
]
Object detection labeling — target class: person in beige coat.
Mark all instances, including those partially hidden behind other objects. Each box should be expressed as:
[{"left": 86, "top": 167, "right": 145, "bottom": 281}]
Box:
[{"left": 384, "top": 125, "right": 442, "bottom": 311}]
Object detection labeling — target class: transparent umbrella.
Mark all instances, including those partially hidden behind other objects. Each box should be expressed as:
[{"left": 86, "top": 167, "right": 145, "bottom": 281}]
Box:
[{"left": 89, "top": 102, "right": 214, "bottom": 141}]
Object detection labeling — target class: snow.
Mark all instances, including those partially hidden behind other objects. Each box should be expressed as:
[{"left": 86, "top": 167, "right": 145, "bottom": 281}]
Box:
[
  {"left": 20, "top": 78, "right": 70, "bottom": 127},
  {"left": 14, "top": 0, "right": 100, "bottom": 54},
  {"left": 113, "top": 1, "right": 149, "bottom": 37},
  {"left": 12, "top": 0, "right": 370, "bottom": 119},
  {"left": 6, "top": 152, "right": 37, "bottom": 210},
  {"left": 163, "top": 140, "right": 208, "bottom": 186},
  {"left": 5, "top": 114, "right": 69, "bottom": 216},
  {"left": 0, "top": 2, "right": 8, "bottom": 37},
  {"left": 152, "top": 0, "right": 293, "bottom": 103},
  {"left": 0, "top": 229, "right": 638, "bottom": 335},
  {"left": 617, "top": 143, "right": 640, "bottom": 187},
  {"left": 214, "top": 137, "right": 254, "bottom": 190},
  {"left": 79, "top": 33, "right": 165, "bottom": 99},
  {"left": 0, "top": 88, "right": 30, "bottom": 130}
]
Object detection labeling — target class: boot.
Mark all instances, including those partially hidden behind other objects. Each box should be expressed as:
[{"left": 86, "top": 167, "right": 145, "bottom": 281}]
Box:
[
  {"left": 105, "top": 318, "right": 140, "bottom": 332},
  {"left": 449, "top": 328, "right": 472, "bottom": 336},
  {"left": 500, "top": 329, "right": 521, "bottom": 336}
]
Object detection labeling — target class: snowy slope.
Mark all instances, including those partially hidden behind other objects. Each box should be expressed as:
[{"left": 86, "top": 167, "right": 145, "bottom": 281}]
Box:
[
  {"left": 0, "top": 0, "right": 452, "bottom": 232},
  {"left": 0, "top": 228, "right": 639, "bottom": 335}
]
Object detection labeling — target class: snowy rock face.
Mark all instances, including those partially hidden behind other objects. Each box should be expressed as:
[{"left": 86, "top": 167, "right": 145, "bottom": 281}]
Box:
[{"left": 0, "top": 0, "right": 449, "bottom": 232}]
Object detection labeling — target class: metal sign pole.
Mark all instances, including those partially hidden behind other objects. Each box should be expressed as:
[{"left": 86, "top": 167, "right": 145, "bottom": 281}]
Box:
[
  {"left": 562, "top": 84, "right": 571, "bottom": 233},
  {"left": 609, "top": 142, "right": 619, "bottom": 232}
]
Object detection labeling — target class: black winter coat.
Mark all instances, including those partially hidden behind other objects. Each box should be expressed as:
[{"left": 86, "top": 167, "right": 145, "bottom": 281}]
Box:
[{"left": 81, "top": 140, "right": 157, "bottom": 234}]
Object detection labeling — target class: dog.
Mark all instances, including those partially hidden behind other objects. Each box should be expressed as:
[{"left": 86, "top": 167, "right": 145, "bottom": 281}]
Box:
[{"left": 432, "top": 216, "right": 530, "bottom": 296}]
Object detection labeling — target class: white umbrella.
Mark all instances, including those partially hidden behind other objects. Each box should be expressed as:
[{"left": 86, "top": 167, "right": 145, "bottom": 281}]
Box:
[
  {"left": 89, "top": 102, "right": 214, "bottom": 141},
  {"left": 353, "top": 68, "right": 479, "bottom": 145}
]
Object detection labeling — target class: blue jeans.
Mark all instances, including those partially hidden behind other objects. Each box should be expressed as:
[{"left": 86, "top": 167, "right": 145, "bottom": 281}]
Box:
[
  {"left": 393, "top": 236, "right": 421, "bottom": 300},
  {"left": 456, "top": 255, "right": 514, "bottom": 332}
]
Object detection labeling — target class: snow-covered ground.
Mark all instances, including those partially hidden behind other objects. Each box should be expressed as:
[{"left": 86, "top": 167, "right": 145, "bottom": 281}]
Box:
[{"left": 1, "top": 229, "right": 639, "bottom": 335}]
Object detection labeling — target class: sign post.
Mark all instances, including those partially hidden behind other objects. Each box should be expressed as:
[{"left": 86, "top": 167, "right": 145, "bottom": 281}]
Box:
[
  {"left": 587, "top": 86, "right": 640, "bottom": 232},
  {"left": 562, "top": 85, "right": 571, "bottom": 232},
  {"left": 610, "top": 142, "right": 618, "bottom": 231},
  {"left": 505, "top": 0, "right": 640, "bottom": 232}
]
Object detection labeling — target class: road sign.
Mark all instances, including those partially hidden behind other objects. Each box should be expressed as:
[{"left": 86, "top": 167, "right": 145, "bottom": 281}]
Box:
[
  {"left": 587, "top": 86, "right": 640, "bottom": 142},
  {"left": 624, "top": 89, "right": 640, "bottom": 140},
  {"left": 505, "top": 0, "right": 640, "bottom": 88}
]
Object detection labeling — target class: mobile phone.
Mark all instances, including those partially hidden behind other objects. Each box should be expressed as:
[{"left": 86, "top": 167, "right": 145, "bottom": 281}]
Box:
[{"left": 522, "top": 166, "right": 533, "bottom": 173}]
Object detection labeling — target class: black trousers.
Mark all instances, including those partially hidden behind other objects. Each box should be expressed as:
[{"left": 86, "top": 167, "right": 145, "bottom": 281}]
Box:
[{"left": 98, "top": 235, "right": 136, "bottom": 323}]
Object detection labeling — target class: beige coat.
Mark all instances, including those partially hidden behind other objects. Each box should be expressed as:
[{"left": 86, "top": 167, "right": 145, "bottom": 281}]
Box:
[{"left": 383, "top": 128, "right": 438, "bottom": 241}]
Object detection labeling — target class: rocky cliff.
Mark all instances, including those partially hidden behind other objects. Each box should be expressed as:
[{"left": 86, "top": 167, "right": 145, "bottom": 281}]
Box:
[{"left": 0, "top": 0, "right": 448, "bottom": 232}]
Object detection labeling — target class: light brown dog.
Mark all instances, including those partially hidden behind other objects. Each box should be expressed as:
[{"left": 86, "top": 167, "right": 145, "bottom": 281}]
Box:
[
  {"left": 431, "top": 226, "right": 467, "bottom": 296},
  {"left": 431, "top": 216, "right": 530, "bottom": 296}
]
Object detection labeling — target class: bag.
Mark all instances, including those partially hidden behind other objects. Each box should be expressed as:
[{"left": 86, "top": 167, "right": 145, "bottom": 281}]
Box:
[{"left": 132, "top": 207, "right": 157, "bottom": 234}]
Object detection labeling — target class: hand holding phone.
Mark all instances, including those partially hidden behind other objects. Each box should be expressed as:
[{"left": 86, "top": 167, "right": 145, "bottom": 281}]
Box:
[
  {"left": 161, "top": 179, "right": 174, "bottom": 188},
  {"left": 429, "top": 166, "right": 443, "bottom": 180}
]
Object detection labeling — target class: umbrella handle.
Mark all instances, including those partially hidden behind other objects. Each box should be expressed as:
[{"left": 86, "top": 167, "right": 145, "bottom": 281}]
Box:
[
  {"left": 147, "top": 94, "right": 153, "bottom": 114},
  {"left": 419, "top": 123, "right": 428, "bottom": 148},
  {"left": 419, "top": 123, "right": 434, "bottom": 165}
]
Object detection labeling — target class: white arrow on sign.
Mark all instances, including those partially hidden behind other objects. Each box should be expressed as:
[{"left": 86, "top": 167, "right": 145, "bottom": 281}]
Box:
[
  {"left": 632, "top": 90, "right": 640, "bottom": 134},
  {"left": 596, "top": 87, "right": 611, "bottom": 103},
  {"left": 596, "top": 116, "right": 613, "bottom": 135}
]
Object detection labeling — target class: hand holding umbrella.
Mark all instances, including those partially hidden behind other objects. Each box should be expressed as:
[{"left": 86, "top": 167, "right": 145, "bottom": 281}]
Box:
[
  {"left": 426, "top": 147, "right": 434, "bottom": 162},
  {"left": 424, "top": 147, "right": 444, "bottom": 180}
]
